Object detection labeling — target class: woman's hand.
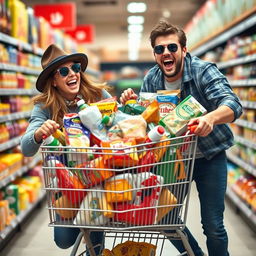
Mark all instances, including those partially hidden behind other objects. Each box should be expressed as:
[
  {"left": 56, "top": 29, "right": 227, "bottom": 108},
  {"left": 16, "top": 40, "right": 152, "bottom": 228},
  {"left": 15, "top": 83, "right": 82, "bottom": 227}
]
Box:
[
  {"left": 34, "top": 120, "right": 60, "bottom": 143},
  {"left": 119, "top": 88, "right": 138, "bottom": 105}
]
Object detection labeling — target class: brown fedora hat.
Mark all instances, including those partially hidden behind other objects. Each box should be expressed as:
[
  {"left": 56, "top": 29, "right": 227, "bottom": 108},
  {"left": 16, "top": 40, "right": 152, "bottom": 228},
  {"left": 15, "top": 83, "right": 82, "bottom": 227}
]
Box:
[{"left": 36, "top": 44, "right": 88, "bottom": 92}]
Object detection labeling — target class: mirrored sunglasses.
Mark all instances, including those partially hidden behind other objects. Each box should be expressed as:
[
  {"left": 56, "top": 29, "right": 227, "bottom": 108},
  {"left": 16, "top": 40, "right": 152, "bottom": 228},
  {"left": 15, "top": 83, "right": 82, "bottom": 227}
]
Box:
[
  {"left": 154, "top": 43, "right": 178, "bottom": 54},
  {"left": 56, "top": 63, "right": 81, "bottom": 77}
]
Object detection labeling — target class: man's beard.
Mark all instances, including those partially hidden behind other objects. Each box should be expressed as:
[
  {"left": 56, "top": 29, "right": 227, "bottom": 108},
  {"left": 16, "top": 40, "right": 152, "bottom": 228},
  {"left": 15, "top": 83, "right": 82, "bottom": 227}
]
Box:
[{"left": 158, "top": 57, "right": 183, "bottom": 78}]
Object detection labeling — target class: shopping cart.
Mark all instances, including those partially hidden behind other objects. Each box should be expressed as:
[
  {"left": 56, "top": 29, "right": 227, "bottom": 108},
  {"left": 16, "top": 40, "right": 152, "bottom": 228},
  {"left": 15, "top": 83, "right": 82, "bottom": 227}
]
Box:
[{"left": 41, "top": 132, "right": 197, "bottom": 256}]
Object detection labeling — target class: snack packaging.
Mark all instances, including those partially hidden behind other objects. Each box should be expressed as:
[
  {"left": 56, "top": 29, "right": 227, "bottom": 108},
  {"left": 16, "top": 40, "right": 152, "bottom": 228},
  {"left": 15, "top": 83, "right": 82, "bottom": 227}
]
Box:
[
  {"left": 74, "top": 186, "right": 113, "bottom": 225},
  {"left": 159, "top": 95, "right": 207, "bottom": 136},
  {"left": 141, "top": 100, "right": 160, "bottom": 124},
  {"left": 74, "top": 156, "right": 113, "bottom": 188},
  {"left": 104, "top": 173, "right": 135, "bottom": 203},
  {"left": 101, "top": 138, "right": 139, "bottom": 167},
  {"left": 156, "top": 188, "right": 177, "bottom": 222}
]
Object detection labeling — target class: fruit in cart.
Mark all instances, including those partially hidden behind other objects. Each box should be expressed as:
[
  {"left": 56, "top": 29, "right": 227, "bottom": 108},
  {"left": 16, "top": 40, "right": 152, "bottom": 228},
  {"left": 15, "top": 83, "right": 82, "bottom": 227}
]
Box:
[{"left": 54, "top": 194, "right": 78, "bottom": 219}]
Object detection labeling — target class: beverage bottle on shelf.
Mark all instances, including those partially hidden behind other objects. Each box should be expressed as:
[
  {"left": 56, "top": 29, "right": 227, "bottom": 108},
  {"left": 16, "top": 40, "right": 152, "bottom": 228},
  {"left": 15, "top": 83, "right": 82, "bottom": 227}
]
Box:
[{"left": 145, "top": 125, "right": 165, "bottom": 147}]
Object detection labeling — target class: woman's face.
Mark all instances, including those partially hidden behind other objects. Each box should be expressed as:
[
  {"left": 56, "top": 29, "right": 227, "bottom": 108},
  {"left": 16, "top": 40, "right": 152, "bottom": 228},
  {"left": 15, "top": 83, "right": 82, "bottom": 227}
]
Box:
[
  {"left": 153, "top": 34, "right": 187, "bottom": 82},
  {"left": 53, "top": 61, "right": 81, "bottom": 100}
]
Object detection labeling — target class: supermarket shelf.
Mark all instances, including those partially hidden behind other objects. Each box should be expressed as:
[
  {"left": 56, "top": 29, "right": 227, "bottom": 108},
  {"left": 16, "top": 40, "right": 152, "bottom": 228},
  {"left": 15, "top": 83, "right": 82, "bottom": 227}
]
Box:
[
  {"left": 0, "top": 111, "right": 31, "bottom": 123},
  {"left": 190, "top": 12, "right": 256, "bottom": 56},
  {"left": 229, "top": 79, "right": 256, "bottom": 87},
  {"left": 235, "top": 119, "right": 256, "bottom": 131},
  {"left": 226, "top": 186, "right": 256, "bottom": 226},
  {"left": 241, "top": 101, "right": 256, "bottom": 109},
  {"left": 0, "top": 191, "right": 46, "bottom": 243},
  {"left": 0, "top": 32, "right": 44, "bottom": 56},
  {"left": 0, "top": 136, "right": 22, "bottom": 152},
  {"left": 0, "top": 154, "right": 42, "bottom": 189},
  {"left": 234, "top": 135, "right": 256, "bottom": 150},
  {"left": 217, "top": 53, "right": 256, "bottom": 69},
  {"left": 226, "top": 151, "right": 256, "bottom": 177},
  {"left": 0, "top": 89, "right": 38, "bottom": 96},
  {"left": 0, "top": 63, "right": 41, "bottom": 75}
]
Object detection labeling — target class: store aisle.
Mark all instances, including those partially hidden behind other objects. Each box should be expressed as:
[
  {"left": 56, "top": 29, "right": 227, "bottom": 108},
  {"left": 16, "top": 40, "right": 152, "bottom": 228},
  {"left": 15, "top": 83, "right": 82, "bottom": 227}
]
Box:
[{"left": 1, "top": 183, "right": 256, "bottom": 256}]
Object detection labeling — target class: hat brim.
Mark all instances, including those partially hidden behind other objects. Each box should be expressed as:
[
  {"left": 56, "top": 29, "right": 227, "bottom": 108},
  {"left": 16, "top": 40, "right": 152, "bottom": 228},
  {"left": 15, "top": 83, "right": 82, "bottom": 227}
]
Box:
[{"left": 36, "top": 53, "right": 88, "bottom": 92}]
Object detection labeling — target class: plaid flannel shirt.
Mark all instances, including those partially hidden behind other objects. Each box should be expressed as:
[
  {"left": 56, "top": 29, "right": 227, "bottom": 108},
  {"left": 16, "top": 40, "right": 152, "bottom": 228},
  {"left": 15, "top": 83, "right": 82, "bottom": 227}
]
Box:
[{"left": 141, "top": 53, "right": 243, "bottom": 160}]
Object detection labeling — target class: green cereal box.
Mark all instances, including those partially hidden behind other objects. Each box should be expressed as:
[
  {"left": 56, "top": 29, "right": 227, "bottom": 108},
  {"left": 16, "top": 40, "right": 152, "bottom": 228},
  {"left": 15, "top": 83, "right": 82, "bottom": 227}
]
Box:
[{"left": 159, "top": 95, "right": 207, "bottom": 136}]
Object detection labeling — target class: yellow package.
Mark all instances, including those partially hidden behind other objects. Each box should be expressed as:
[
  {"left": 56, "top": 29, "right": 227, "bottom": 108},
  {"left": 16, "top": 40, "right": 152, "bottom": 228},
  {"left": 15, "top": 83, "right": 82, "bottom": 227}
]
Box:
[
  {"left": 104, "top": 173, "right": 134, "bottom": 203},
  {"left": 111, "top": 240, "right": 157, "bottom": 256},
  {"left": 90, "top": 101, "right": 117, "bottom": 116},
  {"left": 141, "top": 100, "right": 160, "bottom": 124}
]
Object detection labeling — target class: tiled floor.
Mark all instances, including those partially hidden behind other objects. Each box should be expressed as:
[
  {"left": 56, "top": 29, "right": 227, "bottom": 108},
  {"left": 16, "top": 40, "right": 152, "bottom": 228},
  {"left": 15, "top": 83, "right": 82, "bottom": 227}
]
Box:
[{"left": 1, "top": 183, "right": 256, "bottom": 256}]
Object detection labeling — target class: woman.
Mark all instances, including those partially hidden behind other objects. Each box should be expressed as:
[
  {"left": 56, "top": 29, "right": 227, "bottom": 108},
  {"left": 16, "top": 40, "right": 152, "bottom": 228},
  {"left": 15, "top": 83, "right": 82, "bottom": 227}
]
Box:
[{"left": 21, "top": 44, "right": 111, "bottom": 255}]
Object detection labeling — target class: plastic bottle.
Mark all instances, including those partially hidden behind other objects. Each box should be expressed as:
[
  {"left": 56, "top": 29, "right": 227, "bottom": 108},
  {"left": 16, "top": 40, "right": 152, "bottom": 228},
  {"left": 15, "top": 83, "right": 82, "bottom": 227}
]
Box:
[
  {"left": 77, "top": 99, "right": 107, "bottom": 136},
  {"left": 145, "top": 125, "right": 165, "bottom": 147},
  {"left": 43, "top": 135, "right": 62, "bottom": 151},
  {"left": 52, "top": 129, "right": 66, "bottom": 145}
]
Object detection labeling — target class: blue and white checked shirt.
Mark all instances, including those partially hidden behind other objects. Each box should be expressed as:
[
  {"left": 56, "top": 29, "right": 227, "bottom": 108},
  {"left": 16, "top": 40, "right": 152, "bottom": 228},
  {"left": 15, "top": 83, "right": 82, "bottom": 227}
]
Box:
[{"left": 141, "top": 53, "right": 243, "bottom": 160}]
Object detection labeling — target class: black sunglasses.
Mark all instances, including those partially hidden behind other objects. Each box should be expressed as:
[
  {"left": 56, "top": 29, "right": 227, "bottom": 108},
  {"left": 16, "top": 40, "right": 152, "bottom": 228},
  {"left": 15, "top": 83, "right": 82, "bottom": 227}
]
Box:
[
  {"left": 154, "top": 43, "right": 178, "bottom": 54},
  {"left": 56, "top": 63, "right": 81, "bottom": 77}
]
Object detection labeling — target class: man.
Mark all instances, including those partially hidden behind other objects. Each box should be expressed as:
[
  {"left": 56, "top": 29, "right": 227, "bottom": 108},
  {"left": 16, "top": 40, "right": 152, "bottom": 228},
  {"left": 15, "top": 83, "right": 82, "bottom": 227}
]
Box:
[{"left": 120, "top": 20, "right": 242, "bottom": 256}]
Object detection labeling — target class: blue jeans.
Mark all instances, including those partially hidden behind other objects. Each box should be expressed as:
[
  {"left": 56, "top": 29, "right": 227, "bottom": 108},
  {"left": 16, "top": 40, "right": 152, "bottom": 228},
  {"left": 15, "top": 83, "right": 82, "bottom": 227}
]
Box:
[
  {"left": 166, "top": 151, "right": 229, "bottom": 256},
  {"left": 54, "top": 225, "right": 104, "bottom": 255}
]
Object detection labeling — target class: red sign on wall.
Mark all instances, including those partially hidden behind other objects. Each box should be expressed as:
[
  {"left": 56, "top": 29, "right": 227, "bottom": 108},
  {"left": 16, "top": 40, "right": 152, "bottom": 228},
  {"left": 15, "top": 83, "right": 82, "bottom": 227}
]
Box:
[
  {"left": 34, "top": 2, "right": 76, "bottom": 30},
  {"left": 65, "top": 25, "right": 95, "bottom": 43}
]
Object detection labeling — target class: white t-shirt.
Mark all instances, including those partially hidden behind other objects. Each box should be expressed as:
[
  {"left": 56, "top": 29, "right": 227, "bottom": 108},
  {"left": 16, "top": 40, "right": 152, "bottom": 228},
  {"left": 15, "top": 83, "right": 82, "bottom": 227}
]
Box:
[{"left": 164, "top": 78, "right": 182, "bottom": 90}]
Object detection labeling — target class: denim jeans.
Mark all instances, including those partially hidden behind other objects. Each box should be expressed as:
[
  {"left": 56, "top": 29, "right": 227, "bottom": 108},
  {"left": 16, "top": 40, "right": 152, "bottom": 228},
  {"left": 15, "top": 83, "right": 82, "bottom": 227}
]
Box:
[
  {"left": 166, "top": 151, "right": 230, "bottom": 256},
  {"left": 54, "top": 224, "right": 104, "bottom": 255}
]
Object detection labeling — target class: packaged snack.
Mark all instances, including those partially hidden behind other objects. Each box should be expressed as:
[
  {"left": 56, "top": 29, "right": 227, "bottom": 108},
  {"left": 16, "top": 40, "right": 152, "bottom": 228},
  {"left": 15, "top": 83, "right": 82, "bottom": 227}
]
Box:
[
  {"left": 101, "top": 138, "right": 139, "bottom": 167},
  {"left": 159, "top": 95, "right": 207, "bottom": 136},
  {"left": 114, "top": 173, "right": 164, "bottom": 225},
  {"left": 141, "top": 100, "right": 160, "bottom": 124},
  {"left": 54, "top": 194, "right": 78, "bottom": 219},
  {"left": 48, "top": 158, "right": 86, "bottom": 204},
  {"left": 74, "top": 156, "right": 113, "bottom": 188},
  {"left": 74, "top": 186, "right": 113, "bottom": 225},
  {"left": 123, "top": 99, "right": 146, "bottom": 115},
  {"left": 156, "top": 188, "right": 177, "bottom": 222},
  {"left": 117, "top": 115, "right": 147, "bottom": 143},
  {"left": 110, "top": 240, "right": 157, "bottom": 256},
  {"left": 156, "top": 94, "right": 179, "bottom": 118},
  {"left": 104, "top": 173, "right": 135, "bottom": 203},
  {"left": 90, "top": 101, "right": 118, "bottom": 116},
  {"left": 63, "top": 113, "right": 90, "bottom": 150},
  {"left": 139, "top": 92, "right": 157, "bottom": 107}
]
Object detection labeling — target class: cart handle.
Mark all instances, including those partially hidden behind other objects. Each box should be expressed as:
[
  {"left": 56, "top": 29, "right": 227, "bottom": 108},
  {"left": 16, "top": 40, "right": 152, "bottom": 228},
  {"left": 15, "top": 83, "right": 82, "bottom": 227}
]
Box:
[{"left": 187, "top": 124, "right": 198, "bottom": 134}]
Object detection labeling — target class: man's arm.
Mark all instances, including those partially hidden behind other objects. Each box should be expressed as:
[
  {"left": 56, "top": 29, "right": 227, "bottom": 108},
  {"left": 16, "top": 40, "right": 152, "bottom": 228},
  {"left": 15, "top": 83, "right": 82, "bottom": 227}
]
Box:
[{"left": 188, "top": 105, "right": 235, "bottom": 137}]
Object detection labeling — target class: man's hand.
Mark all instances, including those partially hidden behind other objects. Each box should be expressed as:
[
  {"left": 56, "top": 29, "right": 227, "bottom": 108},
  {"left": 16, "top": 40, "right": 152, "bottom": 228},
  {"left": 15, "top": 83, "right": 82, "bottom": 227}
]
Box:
[
  {"left": 34, "top": 120, "right": 60, "bottom": 143},
  {"left": 187, "top": 116, "right": 214, "bottom": 137},
  {"left": 119, "top": 88, "right": 138, "bottom": 105}
]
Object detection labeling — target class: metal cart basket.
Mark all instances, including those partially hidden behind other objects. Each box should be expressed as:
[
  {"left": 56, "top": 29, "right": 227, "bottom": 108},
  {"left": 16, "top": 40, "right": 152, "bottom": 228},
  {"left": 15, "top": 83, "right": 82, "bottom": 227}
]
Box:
[{"left": 41, "top": 133, "right": 197, "bottom": 256}]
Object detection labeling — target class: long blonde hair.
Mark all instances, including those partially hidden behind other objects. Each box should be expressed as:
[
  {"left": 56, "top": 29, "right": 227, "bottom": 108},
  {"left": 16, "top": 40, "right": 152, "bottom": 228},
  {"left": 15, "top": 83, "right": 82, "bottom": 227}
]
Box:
[{"left": 32, "top": 72, "right": 109, "bottom": 126}]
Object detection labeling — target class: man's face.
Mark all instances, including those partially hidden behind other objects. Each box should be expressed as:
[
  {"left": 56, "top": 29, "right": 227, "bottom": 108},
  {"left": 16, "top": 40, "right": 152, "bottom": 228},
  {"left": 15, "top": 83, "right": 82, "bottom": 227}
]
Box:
[{"left": 153, "top": 34, "right": 187, "bottom": 82}]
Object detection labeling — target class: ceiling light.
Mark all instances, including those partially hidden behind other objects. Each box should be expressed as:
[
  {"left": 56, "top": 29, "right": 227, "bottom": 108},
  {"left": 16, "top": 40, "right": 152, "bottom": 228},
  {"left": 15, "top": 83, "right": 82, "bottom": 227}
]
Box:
[
  {"left": 127, "top": 15, "right": 144, "bottom": 25},
  {"left": 127, "top": 2, "right": 147, "bottom": 13},
  {"left": 128, "top": 24, "right": 143, "bottom": 33}
]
